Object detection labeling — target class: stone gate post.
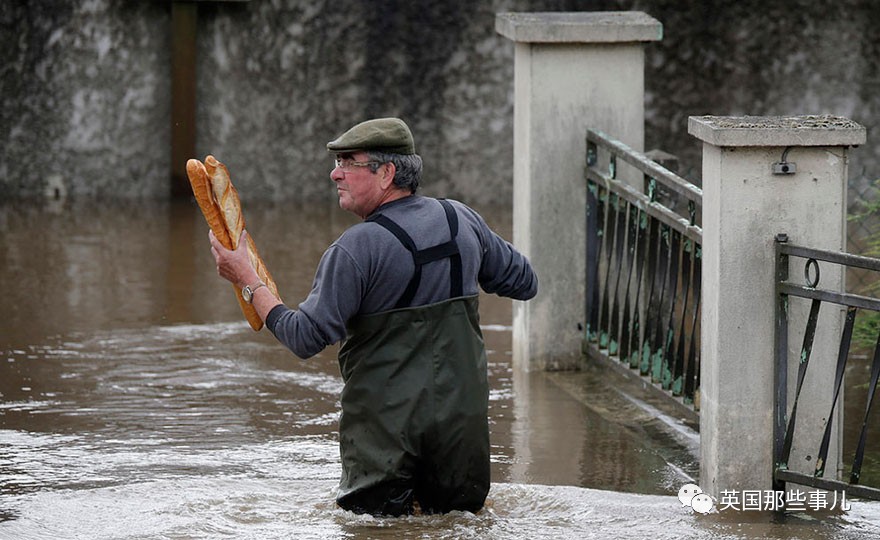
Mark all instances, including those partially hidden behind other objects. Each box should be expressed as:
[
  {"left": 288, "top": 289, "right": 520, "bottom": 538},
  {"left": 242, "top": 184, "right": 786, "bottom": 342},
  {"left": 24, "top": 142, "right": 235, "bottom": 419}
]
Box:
[
  {"left": 690, "top": 115, "right": 866, "bottom": 498},
  {"left": 496, "top": 12, "right": 662, "bottom": 371}
]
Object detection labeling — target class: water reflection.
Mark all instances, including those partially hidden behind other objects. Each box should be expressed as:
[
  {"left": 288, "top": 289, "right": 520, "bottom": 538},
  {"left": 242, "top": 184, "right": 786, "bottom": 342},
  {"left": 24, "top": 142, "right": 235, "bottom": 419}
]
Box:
[{"left": 1, "top": 199, "right": 879, "bottom": 538}]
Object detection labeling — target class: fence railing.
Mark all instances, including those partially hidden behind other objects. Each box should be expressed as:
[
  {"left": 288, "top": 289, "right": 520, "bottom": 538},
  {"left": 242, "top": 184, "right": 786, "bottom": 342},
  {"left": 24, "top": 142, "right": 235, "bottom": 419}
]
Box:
[
  {"left": 583, "top": 129, "right": 703, "bottom": 420},
  {"left": 774, "top": 237, "right": 880, "bottom": 500}
]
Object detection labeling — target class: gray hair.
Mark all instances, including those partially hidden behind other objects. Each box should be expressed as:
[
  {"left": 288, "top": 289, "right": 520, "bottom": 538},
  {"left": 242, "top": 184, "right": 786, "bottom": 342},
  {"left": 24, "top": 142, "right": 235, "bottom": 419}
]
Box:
[{"left": 366, "top": 151, "right": 423, "bottom": 194}]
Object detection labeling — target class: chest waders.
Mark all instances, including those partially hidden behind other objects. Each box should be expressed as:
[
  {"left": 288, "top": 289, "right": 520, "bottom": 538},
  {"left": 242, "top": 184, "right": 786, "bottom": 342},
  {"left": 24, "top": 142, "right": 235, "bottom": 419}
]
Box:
[{"left": 335, "top": 200, "right": 490, "bottom": 516}]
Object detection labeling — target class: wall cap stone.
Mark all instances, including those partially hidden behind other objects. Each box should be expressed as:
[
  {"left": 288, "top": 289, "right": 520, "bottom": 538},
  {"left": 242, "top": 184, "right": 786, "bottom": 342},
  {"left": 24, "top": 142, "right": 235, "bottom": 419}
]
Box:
[
  {"left": 495, "top": 12, "right": 662, "bottom": 44},
  {"left": 688, "top": 114, "right": 867, "bottom": 147}
]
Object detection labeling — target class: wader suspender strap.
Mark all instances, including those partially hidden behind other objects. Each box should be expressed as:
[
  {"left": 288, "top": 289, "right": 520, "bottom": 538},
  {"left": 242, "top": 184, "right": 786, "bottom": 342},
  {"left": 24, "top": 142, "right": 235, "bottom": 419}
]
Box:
[{"left": 366, "top": 199, "right": 463, "bottom": 309}]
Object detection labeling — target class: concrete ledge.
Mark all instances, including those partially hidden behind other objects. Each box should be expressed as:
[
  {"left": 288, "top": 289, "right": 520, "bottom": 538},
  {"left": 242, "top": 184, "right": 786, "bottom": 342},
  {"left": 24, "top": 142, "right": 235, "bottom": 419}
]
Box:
[
  {"left": 688, "top": 115, "right": 866, "bottom": 147},
  {"left": 496, "top": 12, "right": 662, "bottom": 43}
]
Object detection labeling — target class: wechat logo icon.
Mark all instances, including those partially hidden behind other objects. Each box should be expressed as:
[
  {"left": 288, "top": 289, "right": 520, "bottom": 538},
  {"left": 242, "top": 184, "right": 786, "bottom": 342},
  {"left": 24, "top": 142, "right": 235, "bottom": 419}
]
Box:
[{"left": 678, "top": 484, "right": 714, "bottom": 514}]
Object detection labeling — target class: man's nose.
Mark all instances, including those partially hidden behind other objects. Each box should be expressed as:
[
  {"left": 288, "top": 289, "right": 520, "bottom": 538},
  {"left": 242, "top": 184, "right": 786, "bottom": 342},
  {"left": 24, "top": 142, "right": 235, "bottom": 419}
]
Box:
[{"left": 330, "top": 167, "right": 344, "bottom": 181}]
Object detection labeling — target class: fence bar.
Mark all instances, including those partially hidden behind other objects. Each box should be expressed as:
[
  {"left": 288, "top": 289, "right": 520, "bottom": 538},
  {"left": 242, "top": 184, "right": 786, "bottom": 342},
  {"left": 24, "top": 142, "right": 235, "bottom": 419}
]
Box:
[
  {"left": 775, "top": 469, "right": 880, "bottom": 500},
  {"left": 815, "top": 307, "right": 857, "bottom": 477},
  {"left": 851, "top": 330, "right": 880, "bottom": 484},
  {"left": 779, "top": 298, "right": 822, "bottom": 470},
  {"left": 659, "top": 230, "right": 683, "bottom": 389},
  {"left": 599, "top": 193, "right": 619, "bottom": 349},
  {"left": 608, "top": 198, "right": 629, "bottom": 355},
  {"left": 778, "top": 283, "right": 880, "bottom": 311},
  {"left": 627, "top": 208, "right": 649, "bottom": 369},
  {"left": 619, "top": 204, "right": 640, "bottom": 362},
  {"left": 585, "top": 184, "right": 602, "bottom": 341},
  {"left": 684, "top": 249, "right": 701, "bottom": 407},
  {"left": 779, "top": 244, "right": 880, "bottom": 272},
  {"left": 773, "top": 235, "right": 791, "bottom": 491},
  {"left": 672, "top": 240, "right": 695, "bottom": 396},
  {"left": 648, "top": 225, "right": 671, "bottom": 380}
]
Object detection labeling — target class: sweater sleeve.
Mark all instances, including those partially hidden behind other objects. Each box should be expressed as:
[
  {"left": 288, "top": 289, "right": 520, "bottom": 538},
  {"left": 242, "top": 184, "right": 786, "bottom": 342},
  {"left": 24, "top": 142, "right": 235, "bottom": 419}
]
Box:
[
  {"left": 460, "top": 203, "right": 538, "bottom": 300},
  {"left": 266, "top": 243, "right": 366, "bottom": 359}
]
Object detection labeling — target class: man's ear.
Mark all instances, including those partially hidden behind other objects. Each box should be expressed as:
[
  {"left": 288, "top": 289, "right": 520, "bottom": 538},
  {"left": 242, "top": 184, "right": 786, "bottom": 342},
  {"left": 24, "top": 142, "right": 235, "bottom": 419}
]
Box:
[{"left": 379, "top": 162, "right": 397, "bottom": 190}]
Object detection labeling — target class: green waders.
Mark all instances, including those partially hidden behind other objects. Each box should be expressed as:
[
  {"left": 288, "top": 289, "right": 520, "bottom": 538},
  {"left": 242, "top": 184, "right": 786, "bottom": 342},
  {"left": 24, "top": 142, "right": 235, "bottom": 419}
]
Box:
[{"left": 335, "top": 200, "right": 490, "bottom": 516}]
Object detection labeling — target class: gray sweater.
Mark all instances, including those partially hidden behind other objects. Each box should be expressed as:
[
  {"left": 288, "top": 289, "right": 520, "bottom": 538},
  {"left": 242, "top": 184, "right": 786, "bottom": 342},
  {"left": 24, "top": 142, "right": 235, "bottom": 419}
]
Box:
[{"left": 267, "top": 195, "right": 537, "bottom": 358}]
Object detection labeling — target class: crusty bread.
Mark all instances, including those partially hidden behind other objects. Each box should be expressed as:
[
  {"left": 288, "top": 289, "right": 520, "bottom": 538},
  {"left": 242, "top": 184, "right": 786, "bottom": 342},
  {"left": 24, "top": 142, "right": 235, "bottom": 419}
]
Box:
[
  {"left": 186, "top": 156, "right": 280, "bottom": 331},
  {"left": 187, "top": 159, "right": 232, "bottom": 247},
  {"left": 204, "top": 156, "right": 243, "bottom": 246}
]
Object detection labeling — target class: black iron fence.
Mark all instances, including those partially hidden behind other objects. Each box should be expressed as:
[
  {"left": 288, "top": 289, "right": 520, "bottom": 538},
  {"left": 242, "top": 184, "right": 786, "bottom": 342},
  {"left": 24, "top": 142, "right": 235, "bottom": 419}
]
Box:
[
  {"left": 774, "top": 237, "right": 880, "bottom": 500},
  {"left": 583, "top": 129, "right": 702, "bottom": 420}
]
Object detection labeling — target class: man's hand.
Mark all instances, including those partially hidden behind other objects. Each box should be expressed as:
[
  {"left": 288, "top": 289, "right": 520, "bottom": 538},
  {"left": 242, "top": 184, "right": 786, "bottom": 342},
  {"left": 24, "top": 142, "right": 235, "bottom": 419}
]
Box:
[{"left": 209, "top": 230, "right": 260, "bottom": 288}]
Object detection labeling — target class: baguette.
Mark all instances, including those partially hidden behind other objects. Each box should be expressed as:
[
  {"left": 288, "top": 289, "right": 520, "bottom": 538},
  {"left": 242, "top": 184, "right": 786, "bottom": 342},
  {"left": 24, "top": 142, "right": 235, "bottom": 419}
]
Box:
[
  {"left": 186, "top": 159, "right": 232, "bottom": 247},
  {"left": 186, "top": 156, "right": 280, "bottom": 331}
]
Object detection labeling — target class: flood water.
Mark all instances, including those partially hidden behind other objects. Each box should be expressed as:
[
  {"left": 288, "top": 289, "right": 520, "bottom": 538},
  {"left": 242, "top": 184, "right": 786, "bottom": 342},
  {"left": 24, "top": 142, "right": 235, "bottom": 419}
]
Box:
[{"left": 2, "top": 197, "right": 879, "bottom": 539}]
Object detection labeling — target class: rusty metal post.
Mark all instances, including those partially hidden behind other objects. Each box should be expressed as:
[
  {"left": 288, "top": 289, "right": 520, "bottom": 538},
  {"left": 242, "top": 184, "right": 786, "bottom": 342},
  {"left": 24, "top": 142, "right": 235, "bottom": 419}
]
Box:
[{"left": 171, "top": 1, "right": 197, "bottom": 198}]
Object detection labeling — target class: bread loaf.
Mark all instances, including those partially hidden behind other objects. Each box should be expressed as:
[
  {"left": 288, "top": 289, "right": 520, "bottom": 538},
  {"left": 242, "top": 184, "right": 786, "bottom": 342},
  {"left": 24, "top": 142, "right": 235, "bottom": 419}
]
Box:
[
  {"left": 186, "top": 159, "right": 232, "bottom": 247},
  {"left": 186, "top": 156, "right": 280, "bottom": 331}
]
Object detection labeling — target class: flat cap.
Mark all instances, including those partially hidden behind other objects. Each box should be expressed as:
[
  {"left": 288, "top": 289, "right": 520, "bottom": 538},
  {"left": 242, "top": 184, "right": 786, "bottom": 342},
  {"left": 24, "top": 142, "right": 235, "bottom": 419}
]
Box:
[{"left": 326, "top": 117, "right": 415, "bottom": 155}]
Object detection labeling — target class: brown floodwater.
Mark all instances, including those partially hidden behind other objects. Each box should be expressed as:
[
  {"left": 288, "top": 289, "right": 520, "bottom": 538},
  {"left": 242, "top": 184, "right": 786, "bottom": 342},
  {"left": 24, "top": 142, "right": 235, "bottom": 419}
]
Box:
[{"left": 1, "top": 197, "right": 879, "bottom": 539}]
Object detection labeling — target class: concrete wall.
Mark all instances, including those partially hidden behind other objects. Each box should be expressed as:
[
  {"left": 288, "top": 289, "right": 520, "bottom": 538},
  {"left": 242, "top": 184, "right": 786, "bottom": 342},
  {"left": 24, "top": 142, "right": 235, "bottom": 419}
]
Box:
[
  {"left": 640, "top": 0, "right": 880, "bottom": 187},
  {"left": 1, "top": 1, "right": 170, "bottom": 198},
  {"left": 2, "top": 1, "right": 879, "bottom": 202},
  {"left": 2, "top": 0, "right": 538, "bottom": 202}
]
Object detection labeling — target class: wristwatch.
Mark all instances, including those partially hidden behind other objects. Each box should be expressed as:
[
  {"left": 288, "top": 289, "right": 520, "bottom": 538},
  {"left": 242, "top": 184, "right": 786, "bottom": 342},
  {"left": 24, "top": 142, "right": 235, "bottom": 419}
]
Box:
[{"left": 242, "top": 281, "right": 266, "bottom": 304}]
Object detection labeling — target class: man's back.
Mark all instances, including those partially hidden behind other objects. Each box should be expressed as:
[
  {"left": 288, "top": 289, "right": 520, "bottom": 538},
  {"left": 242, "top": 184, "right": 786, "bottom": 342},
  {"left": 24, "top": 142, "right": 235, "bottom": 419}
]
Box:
[{"left": 268, "top": 195, "right": 536, "bottom": 359}]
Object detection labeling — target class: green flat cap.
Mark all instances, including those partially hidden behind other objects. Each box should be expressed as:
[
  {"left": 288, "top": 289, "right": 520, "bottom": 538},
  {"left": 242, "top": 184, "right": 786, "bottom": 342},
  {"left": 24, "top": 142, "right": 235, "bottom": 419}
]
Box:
[{"left": 327, "top": 117, "right": 415, "bottom": 155}]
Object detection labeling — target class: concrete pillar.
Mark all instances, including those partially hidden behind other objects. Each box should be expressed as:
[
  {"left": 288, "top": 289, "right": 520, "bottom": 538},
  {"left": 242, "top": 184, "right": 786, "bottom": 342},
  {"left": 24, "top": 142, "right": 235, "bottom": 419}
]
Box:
[
  {"left": 496, "top": 12, "right": 662, "bottom": 371},
  {"left": 689, "top": 115, "right": 866, "bottom": 498}
]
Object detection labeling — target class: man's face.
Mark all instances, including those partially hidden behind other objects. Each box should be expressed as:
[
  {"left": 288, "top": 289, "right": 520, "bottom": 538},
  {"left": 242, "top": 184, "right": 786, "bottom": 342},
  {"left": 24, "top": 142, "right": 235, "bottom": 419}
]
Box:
[{"left": 331, "top": 152, "right": 385, "bottom": 218}]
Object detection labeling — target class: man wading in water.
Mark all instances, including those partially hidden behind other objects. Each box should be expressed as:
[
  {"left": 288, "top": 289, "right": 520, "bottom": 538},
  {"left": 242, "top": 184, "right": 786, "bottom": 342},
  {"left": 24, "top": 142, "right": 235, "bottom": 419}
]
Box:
[{"left": 209, "top": 117, "right": 537, "bottom": 516}]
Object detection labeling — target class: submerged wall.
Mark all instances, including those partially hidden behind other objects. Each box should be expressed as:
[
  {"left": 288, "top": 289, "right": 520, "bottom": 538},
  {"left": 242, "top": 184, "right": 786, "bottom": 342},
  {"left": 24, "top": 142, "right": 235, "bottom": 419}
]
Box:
[{"left": 2, "top": 0, "right": 879, "bottom": 203}]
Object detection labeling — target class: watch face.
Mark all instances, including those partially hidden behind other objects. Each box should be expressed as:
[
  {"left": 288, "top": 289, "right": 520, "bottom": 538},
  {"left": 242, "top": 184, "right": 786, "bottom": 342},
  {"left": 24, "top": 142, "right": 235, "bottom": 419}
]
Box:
[{"left": 242, "top": 286, "right": 252, "bottom": 303}]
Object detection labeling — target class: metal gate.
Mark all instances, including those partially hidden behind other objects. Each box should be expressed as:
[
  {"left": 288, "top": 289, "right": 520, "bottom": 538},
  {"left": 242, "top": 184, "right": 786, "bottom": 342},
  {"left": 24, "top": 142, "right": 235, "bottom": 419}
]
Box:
[{"left": 774, "top": 235, "right": 880, "bottom": 500}]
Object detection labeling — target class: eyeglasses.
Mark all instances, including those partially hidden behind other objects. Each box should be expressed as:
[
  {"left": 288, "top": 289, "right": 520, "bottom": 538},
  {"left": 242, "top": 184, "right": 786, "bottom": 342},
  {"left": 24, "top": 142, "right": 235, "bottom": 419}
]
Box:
[{"left": 334, "top": 159, "right": 381, "bottom": 172}]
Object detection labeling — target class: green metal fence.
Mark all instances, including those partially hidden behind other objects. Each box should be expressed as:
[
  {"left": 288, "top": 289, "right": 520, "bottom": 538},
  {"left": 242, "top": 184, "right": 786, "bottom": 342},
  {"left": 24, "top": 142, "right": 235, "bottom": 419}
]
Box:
[{"left": 583, "top": 129, "right": 702, "bottom": 421}]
